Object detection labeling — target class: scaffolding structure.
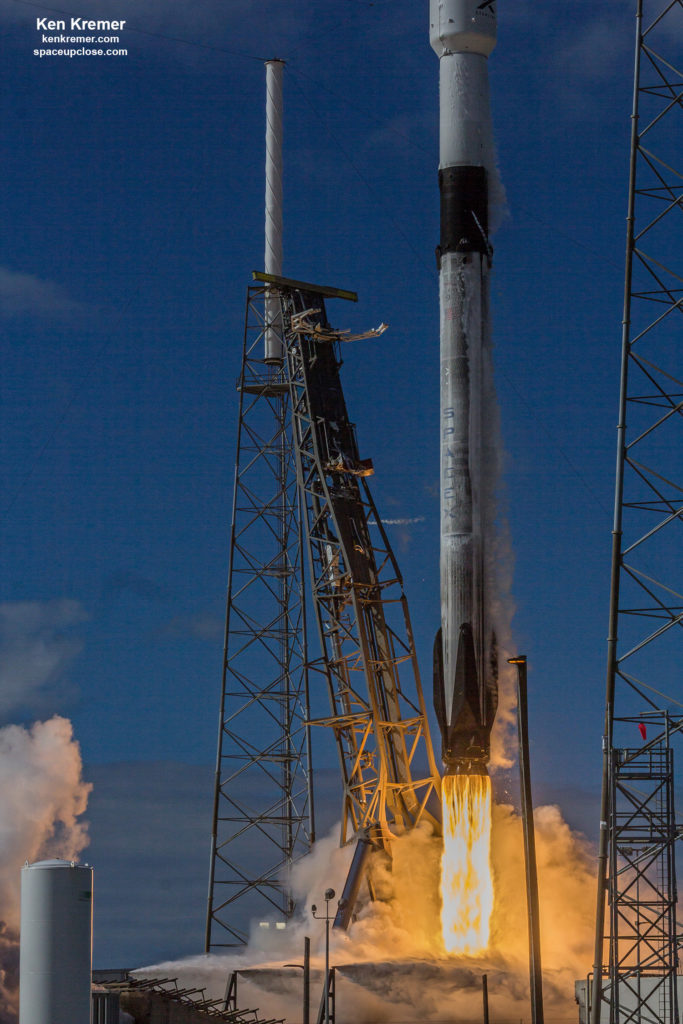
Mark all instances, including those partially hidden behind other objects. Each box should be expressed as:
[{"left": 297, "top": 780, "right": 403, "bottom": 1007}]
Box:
[
  {"left": 607, "top": 731, "right": 679, "bottom": 1024},
  {"left": 591, "top": 1, "right": 682, "bottom": 1021},
  {"left": 205, "top": 283, "right": 313, "bottom": 949},
  {"left": 206, "top": 275, "right": 440, "bottom": 949}
]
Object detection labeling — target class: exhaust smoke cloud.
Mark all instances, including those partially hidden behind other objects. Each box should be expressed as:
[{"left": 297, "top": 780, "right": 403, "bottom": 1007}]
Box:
[
  {"left": 141, "top": 803, "right": 596, "bottom": 1024},
  {"left": 0, "top": 717, "right": 91, "bottom": 1024}
]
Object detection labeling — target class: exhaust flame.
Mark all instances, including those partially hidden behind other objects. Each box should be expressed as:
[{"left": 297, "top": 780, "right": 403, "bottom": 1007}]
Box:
[{"left": 440, "top": 772, "right": 493, "bottom": 954}]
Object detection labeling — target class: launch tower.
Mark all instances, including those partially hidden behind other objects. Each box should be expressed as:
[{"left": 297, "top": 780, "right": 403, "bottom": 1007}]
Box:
[
  {"left": 204, "top": 277, "right": 313, "bottom": 948},
  {"left": 590, "top": 3, "right": 682, "bottom": 1023}
]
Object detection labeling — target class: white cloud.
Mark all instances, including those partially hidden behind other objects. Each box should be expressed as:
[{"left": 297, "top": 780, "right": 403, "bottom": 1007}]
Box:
[
  {"left": 160, "top": 612, "right": 224, "bottom": 641},
  {"left": 0, "top": 599, "right": 87, "bottom": 719},
  {"left": 0, "top": 267, "right": 84, "bottom": 321},
  {"left": 557, "top": 15, "right": 632, "bottom": 86},
  {"left": 495, "top": 0, "right": 633, "bottom": 103}
]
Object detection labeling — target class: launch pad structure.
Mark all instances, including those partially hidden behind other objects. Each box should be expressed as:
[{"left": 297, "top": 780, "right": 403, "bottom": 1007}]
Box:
[
  {"left": 590, "top": 2, "right": 683, "bottom": 1024},
  {"left": 205, "top": 273, "right": 441, "bottom": 950},
  {"left": 204, "top": 5, "right": 683, "bottom": 1022},
  {"left": 204, "top": 55, "right": 440, "bottom": 955},
  {"left": 204, "top": 0, "right": 509, "bottom": 960}
]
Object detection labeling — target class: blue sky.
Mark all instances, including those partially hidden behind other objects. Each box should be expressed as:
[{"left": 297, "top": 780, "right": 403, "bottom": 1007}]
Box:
[{"left": 2, "top": 0, "right": 646, "bottom": 967}]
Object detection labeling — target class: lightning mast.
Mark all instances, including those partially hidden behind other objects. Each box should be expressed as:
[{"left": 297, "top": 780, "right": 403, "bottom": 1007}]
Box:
[
  {"left": 205, "top": 60, "right": 313, "bottom": 949},
  {"left": 590, "top": 3, "right": 682, "bottom": 1022}
]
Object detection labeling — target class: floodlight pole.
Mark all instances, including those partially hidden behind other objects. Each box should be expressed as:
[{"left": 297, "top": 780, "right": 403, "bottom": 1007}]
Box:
[
  {"left": 509, "top": 656, "right": 544, "bottom": 1024},
  {"left": 312, "top": 889, "right": 337, "bottom": 1024}
]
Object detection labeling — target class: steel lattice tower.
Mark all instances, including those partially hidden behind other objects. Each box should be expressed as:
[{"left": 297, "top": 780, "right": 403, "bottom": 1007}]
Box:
[
  {"left": 205, "top": 283, "right": 314, "bottom": 949},
  {"left": 205, "top": 273, "right": 441, "bottom": 949},
  {"left": 590, "top": 2, "right": 683, "bottom": 1022}
]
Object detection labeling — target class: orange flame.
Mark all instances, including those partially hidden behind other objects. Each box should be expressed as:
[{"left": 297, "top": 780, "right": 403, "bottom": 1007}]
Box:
[{"left": 440, "top": 772, "right": 494, "bottom": 954}]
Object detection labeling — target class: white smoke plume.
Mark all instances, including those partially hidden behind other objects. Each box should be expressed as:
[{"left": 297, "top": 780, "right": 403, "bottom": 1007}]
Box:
[
  {"left": 139, "top": 805, "right": 595, "bottom": 1023},
  {"left": 0, "top": 717, "right": 91, "bottom": 1023}
]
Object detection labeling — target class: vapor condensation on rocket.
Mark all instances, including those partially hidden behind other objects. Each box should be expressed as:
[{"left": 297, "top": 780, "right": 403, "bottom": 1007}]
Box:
[{"left": 431, "top": 0, "right": 499, "bottom": 775}]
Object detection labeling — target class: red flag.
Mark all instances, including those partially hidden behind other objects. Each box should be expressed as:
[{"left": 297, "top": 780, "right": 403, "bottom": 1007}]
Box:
[{"left": 638, "top": 723, "right": 647, "bottom": 741}]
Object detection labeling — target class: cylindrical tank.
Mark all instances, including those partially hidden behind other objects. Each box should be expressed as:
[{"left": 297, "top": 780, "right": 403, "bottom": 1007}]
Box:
[{"left": 20, "top": 859, "right": 93, "bottom": 1024}]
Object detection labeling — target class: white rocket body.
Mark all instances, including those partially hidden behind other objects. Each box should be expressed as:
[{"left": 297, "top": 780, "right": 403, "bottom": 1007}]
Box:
[{"left": 430, "top": 0, "right": 498, "bottom": 772}]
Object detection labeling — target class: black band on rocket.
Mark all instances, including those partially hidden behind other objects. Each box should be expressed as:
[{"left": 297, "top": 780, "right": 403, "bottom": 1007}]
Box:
[{"left": 439, "top": 165, "right": 488, "bottom": 255}]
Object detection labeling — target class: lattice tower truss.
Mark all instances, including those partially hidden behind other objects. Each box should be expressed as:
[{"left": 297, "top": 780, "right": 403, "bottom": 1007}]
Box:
[
  {"left": 590, "top": 3, "right": 683, "bottom": 1023},
  {"left": 205, "top": 277, "right": 440, "bottom": 950},
  {"left": 205, "top": 284, "right": 312, "bottom": 949}
]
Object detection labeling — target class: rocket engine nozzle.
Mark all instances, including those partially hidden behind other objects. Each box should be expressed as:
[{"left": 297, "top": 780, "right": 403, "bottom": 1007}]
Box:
[{"left": 443, "top": 759, "right": 489, "bottom": 779}]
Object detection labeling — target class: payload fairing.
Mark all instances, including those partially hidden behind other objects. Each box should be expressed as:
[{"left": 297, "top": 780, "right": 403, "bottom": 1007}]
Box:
[{"left": 430, "top": 0, "right": 499, "bottom": 774}]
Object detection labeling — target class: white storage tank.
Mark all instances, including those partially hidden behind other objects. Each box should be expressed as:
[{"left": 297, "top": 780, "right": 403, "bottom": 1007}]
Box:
[{"left": 20, "top": 859, "right": 93, "bottom": 1024}]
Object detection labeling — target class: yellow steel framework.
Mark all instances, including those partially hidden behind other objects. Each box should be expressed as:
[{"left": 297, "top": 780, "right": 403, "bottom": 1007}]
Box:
[{"left": 281, "top": 283, "right": 441, "bottom": 848}]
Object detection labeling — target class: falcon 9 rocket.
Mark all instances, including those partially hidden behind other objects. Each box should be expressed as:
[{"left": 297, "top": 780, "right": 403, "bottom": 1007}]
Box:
[{"left": 431, "top": 0, "right": 499, "bottom": 775}]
